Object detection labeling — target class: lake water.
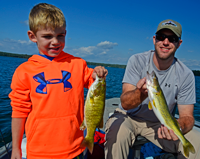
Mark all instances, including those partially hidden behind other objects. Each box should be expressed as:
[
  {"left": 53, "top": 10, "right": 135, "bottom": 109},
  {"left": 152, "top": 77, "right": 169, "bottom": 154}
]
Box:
[{"left": 0, "top": 56, "right": 200, "bottom": 147}]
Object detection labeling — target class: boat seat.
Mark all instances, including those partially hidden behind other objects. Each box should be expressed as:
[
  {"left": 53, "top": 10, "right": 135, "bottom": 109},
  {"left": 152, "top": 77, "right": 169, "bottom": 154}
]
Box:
[{"left": 130, "top": 135, "right": 150, "bottom": 159}]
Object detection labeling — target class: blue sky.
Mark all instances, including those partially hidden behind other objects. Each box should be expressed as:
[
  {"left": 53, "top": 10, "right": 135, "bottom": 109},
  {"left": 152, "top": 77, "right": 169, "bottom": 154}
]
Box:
[{"left": 0, "top": 0, "right": 200, "bottom": 70}]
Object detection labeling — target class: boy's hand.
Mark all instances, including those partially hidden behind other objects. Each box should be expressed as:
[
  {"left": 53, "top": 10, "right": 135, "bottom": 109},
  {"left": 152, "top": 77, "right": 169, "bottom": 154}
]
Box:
[
  {"left": 92, "top": 66, "right": 108, "bottom": 79},
  {"left": 11, "top": 148, "right": 21, "bottom": 159}
]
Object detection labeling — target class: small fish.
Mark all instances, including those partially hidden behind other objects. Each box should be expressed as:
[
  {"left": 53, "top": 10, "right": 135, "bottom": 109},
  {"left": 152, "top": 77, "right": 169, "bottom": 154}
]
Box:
[
  {"left": 146, "top": 71, "right": 195, "bottom": 158},
  {"left": 80, "top": 74, "right": 106, "bottom": 154}
]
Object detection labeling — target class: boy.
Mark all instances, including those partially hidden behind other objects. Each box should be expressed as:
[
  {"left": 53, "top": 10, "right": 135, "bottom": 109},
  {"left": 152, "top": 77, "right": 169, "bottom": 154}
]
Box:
[{"left": 9, "top": 3, "right": 108, "bottom": 159}]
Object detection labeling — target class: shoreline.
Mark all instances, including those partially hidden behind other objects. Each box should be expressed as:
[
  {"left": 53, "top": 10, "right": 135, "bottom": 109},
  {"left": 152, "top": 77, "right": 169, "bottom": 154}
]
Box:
[
  {"left": 0, "top": 51, "right": 126, "bottom": 69},
  {"left": 1, "top": 51, "right": 200, "bottom": 75}
]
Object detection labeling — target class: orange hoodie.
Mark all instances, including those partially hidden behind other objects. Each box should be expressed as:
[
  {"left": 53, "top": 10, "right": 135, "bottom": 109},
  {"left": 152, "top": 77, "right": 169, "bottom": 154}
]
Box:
[{"left": 9, "top": 51, "right": 94, "bottom": 159}]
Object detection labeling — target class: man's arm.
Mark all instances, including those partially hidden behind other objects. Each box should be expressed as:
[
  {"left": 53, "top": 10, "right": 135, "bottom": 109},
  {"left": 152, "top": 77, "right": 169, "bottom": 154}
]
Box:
[
  {"left": 11, "top": 118, "right": 26, "bottom": 159},
  {"left": 120, "top": 78, "right": 148, "bottom": 110},
  {"left": 177, "top": 104, "right": 194, "bottom": 134},
  {"left": 158, "top": 104, "right": 194, "bottom": 140}
]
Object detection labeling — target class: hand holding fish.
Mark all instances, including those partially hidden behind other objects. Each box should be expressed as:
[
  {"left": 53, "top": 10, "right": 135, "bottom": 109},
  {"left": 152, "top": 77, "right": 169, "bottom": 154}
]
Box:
[
  {"left": 158, "top": 114, "right": 194, "bottom": 141},
  {"left": 136, "top": 77, "right": 148, "bottom": 94},
  {"left": 121, "top": 77, "right": 148, "bottom": 110},
  {"left": 92, "top": 66, "right": 108, "bottom": 79},
  {"left": 158, "top": 125, "right": 179, "bottom": 141}
]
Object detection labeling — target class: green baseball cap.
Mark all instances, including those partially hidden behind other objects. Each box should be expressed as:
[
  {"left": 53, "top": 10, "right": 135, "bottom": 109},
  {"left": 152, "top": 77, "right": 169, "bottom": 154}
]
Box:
[{"left": 156, "top": 19, "right": 182, "bottom": 38}]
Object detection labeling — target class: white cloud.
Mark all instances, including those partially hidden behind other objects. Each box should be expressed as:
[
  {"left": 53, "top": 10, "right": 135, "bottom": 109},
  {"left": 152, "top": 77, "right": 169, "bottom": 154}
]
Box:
[
  {"left": 18, "top": 40, "right": 32, "bottom": 44},
  {"left": 20, "top": 20, "right": 29, "bottom": 26},
  {"left": 65, "top": 41, "right": 118, "bottom": 57},
  {"left": 96, "top": 41, "right": 118, "bottom": 49},
  {"left": 0, "top": 38, "right": 37, "bottom": 54},
  {"left": 100, "top": 51, "right": 107, "bottom": 55},
  {"left": 71, "top": 46, "right": 95, "bottom": 56},
  {"left": 180, "top": 59, "right": 200, "bottom": 70},
  {"left": 146, "top": 37, "right": 153, "bottom": 40},
  {"left": 0, "top": 39, "right": 119, "bottom": 57}
]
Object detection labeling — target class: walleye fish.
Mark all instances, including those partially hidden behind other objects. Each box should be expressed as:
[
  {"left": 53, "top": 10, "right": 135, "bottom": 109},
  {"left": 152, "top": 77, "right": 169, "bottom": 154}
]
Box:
[
  {"left": 146, "top": 71, "right": 195, "bottom": 158},
  {"left": 80, "top": 74, "right": 106, "bottom": 154}
]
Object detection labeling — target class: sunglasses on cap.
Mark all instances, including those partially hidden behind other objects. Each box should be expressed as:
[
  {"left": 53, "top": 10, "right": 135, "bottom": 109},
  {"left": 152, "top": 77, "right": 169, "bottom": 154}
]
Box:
[{"left": 155, "top": 34, "right": 180, "bottom": 43}]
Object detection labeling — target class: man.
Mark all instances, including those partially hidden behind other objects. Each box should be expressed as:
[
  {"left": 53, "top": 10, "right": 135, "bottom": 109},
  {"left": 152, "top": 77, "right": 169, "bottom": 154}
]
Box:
[{"left": 104, "top": 19, "right": 195, "bottom": 159}]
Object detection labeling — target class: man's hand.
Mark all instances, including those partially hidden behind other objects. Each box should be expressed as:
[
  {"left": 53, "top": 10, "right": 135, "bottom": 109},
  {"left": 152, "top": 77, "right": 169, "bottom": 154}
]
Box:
[
  {"left": 92, "top": 66, "right": 108, "bottom": 79},
  {"left": 157, "top": 104, "right": 194, "bottom": 142},
  {"left": 120, "top": 77, "right": 148, "bottom": 110},
  {"left": 158, "top": 125, "right": 179, "bottom": 141},
  {"left": 136, "top": 77, "right": 148, "bottom": 94}
]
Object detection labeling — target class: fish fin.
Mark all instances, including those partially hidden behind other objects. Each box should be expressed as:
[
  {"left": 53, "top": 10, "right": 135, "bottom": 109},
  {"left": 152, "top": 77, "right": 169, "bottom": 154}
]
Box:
[
  {"left": 152, "top": 100, "right": 156, "bottom": 108},
  {"left": 89, "top": 95, "right": 94, "bottom": 103},
  {"left": 98, "top": 118, "right": 104, "bottom": 128},
  {"left": 183, "top": 144, "right": 189, "bottom": 158},
  {"left": 148, "top": 101, "right": 153, "bottom": 110},
  {"left": 89, "top": 90, "right": 94, "bottom": 98},
  {"left": 183, "top": 140, "right": 196, "bottom": 158},
  {"left": 80, "top": 137, "right": 94, "bottom": 154},
  {"left": 80, "top": 120, "right": 86, "bottom": 130}
]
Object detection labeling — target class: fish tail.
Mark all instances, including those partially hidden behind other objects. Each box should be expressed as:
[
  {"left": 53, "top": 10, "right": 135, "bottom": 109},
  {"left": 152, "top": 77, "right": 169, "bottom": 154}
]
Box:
[
  {"left": 80, "top": 136, "right": 94, "bottom": 154},
  {"left": 183, "top": 141, "right": 195, "bottom": 158}
]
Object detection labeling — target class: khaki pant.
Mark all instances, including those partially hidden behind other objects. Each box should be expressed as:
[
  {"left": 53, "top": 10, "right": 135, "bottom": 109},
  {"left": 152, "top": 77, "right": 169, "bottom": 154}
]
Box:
[{"left": 104, "top": 108, "right": 186, "bottom": 159}]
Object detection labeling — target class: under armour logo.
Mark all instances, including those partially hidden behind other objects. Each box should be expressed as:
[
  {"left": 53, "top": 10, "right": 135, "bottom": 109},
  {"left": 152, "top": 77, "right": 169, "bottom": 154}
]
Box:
[
  {"left": 165, "top": 83, "right": 170, "bottom": 87},
  {"left": 33, "top": 71, "right": 72, "bottom": 94}
]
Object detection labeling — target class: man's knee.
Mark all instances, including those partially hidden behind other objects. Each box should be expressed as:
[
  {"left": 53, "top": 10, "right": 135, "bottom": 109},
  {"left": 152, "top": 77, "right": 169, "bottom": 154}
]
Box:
[{"left": 105, "top": 114, "right": 135, "bottom": 146}]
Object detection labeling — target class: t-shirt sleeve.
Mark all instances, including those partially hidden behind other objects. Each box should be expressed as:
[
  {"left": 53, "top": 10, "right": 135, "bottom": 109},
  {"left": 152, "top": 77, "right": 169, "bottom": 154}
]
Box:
[
  {"left": 9, "top": 68, "right": 32, "bottom": 118},
  {"left": 177, "top": 71, "right": 196, "bottom": 105},
  {"left": 123, "top": 55, "right": 144, "bottom": 86}
]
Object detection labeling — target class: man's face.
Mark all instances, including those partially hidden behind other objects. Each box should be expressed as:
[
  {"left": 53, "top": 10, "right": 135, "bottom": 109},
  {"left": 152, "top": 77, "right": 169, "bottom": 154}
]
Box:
[
  {"left": 34, "top": 27, "right": 66, "bottom": 57},
  {"left": 153, "top": 29, "right": 182, "bottom": 61}
]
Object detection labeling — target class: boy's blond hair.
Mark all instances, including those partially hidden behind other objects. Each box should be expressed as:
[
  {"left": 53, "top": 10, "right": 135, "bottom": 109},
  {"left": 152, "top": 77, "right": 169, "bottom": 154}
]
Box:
[{"left": 29, "top": 3, "right": 66, "bottom": 34}]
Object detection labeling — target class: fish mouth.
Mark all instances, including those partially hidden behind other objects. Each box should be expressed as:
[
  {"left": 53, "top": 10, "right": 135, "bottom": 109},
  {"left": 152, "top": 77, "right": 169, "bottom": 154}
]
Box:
[
  {"left": 146, "top": 71, "right": 152, "bottom": 83},
  {"left": 146, "top": 71, "right": 156, "bottom": 86},
  {"left": 96, "top": 74, "right": 105, "bottom": 81},
  {"left": 99, "top": 77, "right": 105, "bottom": 81}
]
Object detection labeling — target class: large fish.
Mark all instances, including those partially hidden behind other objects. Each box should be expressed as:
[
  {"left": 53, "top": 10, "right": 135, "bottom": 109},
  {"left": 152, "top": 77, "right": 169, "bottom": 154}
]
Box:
[
  {"left": 80, "top": 75, "right": 106, "bottom": 154},
  {"left": 146, "top": 71, "right": 195, "bottom": 158}
]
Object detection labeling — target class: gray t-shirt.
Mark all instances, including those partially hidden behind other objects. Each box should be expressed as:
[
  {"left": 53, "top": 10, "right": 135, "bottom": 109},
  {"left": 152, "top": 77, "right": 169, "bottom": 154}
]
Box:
[{"left": 119, "top": 50, "right": 196, "bottom": 122}]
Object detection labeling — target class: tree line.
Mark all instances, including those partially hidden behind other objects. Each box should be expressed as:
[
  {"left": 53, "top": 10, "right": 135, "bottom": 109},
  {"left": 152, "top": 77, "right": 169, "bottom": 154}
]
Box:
[
  {"left": 0, "top": 51, "right": 126, "bottom": 69},
  {"left": 0, "top": 51, "right": 31, "bottom": 59},
  {"left": 1, "top": 51, "right": 200, "bottom": 76}
]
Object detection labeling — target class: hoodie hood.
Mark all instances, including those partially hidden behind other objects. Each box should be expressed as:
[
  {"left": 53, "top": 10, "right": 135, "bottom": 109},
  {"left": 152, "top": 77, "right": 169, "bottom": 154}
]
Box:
[{"left": 28, "top": 51, "right": 75, "bottom": 64}]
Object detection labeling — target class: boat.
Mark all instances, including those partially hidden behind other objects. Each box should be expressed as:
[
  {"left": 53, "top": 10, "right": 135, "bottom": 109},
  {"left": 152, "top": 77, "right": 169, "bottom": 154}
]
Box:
[{"left": 1, "top": 98, "right": 200, "bottom": 159}]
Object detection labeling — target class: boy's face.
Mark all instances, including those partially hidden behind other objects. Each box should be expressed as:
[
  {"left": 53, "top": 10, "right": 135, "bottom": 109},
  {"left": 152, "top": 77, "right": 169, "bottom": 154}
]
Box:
[{"left": 28, "top": 27, "right": 66, "bottom": 57}]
